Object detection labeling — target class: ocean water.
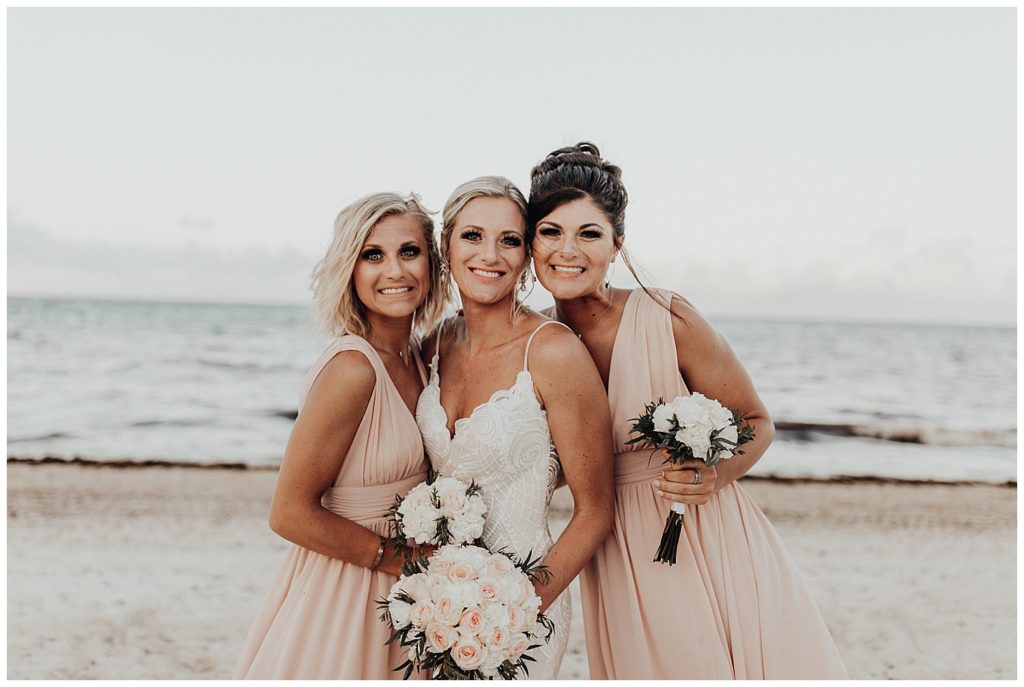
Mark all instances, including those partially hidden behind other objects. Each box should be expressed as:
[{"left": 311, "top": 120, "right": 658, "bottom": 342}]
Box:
[{"left": 7, "top": 297, "right": 1017, "bottom": 483}]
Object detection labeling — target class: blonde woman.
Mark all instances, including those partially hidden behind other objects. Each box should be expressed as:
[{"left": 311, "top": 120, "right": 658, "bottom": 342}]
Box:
[
  {"left": 235, "top": 192, "right": 447, "bottom": 679},
  {"left": 415, "top": 177, "right": 615, "bottom": 679}
]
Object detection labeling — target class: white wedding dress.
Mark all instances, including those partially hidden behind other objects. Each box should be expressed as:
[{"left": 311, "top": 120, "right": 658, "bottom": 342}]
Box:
[{"left": 415, "top": 321, "right": 572, "bottom": 679}]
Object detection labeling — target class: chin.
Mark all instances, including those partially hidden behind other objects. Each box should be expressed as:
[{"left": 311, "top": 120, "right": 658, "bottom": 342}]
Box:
[
  {"left": 537, "top": 277, "right": 595, "bottom": 301},
  {"left": 368, "top": 297, "right": 420, "bottom": 320},
  {"left": 458, "top": 285, "right": 515, "bottom": 307}
]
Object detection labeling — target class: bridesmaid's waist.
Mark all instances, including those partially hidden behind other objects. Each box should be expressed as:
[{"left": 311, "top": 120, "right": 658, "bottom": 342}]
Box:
[
  {"left": 613, "top": 450, "right": 665, "bottom": 485},
  {"left": 321, "top": 471, "right": 427, "bottom": 526}
]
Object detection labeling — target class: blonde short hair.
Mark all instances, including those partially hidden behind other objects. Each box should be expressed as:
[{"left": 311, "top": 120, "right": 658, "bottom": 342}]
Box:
[{"left": 311, "top": 192, "right": 446, "bottom": 339}]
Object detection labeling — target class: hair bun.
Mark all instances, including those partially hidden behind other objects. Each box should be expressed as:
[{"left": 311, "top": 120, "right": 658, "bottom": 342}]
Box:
[{"left": 530, "top": 141, "right": 621, "bottom": 182}]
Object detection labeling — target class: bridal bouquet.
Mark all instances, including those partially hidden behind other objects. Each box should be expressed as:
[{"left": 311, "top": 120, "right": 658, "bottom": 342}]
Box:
[
  {"left": 379, "top": 544, "right": 555, "bottom": 679},
  {"left": 628, "top": 392, "right": 754, "bottom": 565},
  {"left": 389, "top": 475, "right": 487, "bottom": 547}
]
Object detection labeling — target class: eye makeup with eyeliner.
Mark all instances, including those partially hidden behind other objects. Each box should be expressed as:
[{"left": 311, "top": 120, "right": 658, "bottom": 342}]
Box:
[{"left": 360, "top": 242, "right": 424, "bottom": 261}]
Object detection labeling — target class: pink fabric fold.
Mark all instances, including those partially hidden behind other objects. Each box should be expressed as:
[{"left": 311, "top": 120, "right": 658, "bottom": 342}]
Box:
[
  {"left": 234, "top": 335, "right": 429, "bottom": 680},
  {"left": 580, "top": 289, "right": 847, "bottom": 679}
]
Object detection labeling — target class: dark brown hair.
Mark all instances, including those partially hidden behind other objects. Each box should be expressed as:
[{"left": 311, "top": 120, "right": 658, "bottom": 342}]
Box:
[
  {"left": 527, "top": 141, "right": 628, "bottom": 243},
  {"left": 527, "top": 141, "right": 672, "bottom": 311}
]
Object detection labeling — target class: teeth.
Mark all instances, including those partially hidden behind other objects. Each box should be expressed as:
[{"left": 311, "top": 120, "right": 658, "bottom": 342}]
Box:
[
  {"left": 471, "top": 269, "right": 503, "bottom": 279},
  {"left": 552, "top": 265, "right": 584, "bottom": 274},
  {"left": 380, "top": 287, "right": 412, "bottom": 295}
]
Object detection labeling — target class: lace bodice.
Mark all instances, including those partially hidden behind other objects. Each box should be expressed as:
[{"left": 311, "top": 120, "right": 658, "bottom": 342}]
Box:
[
  {"left": 415, "top": 320, "right": 571, "bottom": 678},
  {"left": 415, "top": 329, "right": 562, "bottom": 561}
]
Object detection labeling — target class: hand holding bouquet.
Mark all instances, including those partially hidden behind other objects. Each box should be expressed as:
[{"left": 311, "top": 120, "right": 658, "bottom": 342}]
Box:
[
  {"left": 628, "top": 392, "right": 754, "bottom": 565},
  {"left": 379, "top": 545, "right": 555, "bottom": 679}
]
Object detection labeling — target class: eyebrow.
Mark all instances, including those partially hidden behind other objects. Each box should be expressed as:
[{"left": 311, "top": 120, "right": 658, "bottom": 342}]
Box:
[
  {"left": 361, "top": 240, "right": 423, "bottom": 250},
  {"left": 461, "top": 224, "right": 524, "bottom": 235},
  {"left": 536, "top": 220, "right": 606, "bottom": 230}
]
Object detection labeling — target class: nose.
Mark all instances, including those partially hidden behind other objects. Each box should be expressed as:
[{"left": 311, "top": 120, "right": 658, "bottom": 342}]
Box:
[
  {"left": 480, "top": 237, "right": 499, "bottom": 264},
  {"left": 383, "top": 254, "right": 405, "bottom": 278},
  {"left": 556, "top": 232, "right": 579, "bottom": 256}
]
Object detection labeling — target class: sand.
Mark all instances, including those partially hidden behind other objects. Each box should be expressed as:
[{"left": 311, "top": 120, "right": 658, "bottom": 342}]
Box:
[{"left": 6, "top": 462, "right": 1016, "bottom": 679}]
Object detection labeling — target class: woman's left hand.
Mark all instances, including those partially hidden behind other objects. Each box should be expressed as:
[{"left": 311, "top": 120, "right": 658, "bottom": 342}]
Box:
[{"left": 655, "top": 456, "right": 717, "bottom": 505}]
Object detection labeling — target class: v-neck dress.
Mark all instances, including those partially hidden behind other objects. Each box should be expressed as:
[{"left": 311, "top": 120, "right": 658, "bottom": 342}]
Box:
[
  {"left": 234, "top": 335, "right": 429, "bottom": 679},
  {"left": 579, "top": 288, "right": 847, "bottom": 679},
  {"left": 415, "top": 320, "right": 572, "bottom": 679}
]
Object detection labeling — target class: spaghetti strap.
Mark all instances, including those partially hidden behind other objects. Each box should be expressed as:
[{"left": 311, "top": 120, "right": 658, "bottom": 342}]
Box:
[
  {"left": 412, "top": 347, "right": 428, "bottom": 387},
  {"left": 523, "top": 320, "right": 573, "bottom": 372}
]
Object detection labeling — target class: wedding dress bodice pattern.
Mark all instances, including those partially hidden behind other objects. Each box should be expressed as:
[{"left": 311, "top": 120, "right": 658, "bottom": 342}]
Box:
[{"left": 415, "top": 321, "right": 571, "bottom": 679}]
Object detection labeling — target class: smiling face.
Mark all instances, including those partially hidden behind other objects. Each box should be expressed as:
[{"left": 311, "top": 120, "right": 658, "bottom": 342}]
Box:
[
  {"left": 531, "top": 196, "right": 620, "bottom": 300},
  {"left": 352, "top": 212, "right": 431, "bottom": 321},
  {"left": 446, "top": 196, "right": 528, "bottom": 307}
]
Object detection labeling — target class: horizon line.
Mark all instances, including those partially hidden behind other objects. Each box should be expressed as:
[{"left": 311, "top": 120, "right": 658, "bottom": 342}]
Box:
[{"left": 7, "top": 292, "right": 1016, "bottom": 331}]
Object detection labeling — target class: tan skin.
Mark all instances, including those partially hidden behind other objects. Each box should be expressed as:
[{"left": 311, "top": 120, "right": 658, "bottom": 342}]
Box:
[
  {"left": 268, "top": 214, "right": 436, "bottom": 578},
  {"left": 426, "top": 195, "right": 615, "bottom": 612},
  {"left": 532, "top": 197, "right": 776, "bottom": 502}
]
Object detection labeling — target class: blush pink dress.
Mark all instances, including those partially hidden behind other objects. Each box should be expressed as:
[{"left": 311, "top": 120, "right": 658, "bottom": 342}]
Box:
[
  {"left": 579, "top": 288, "right": 847, "bottom": 679},
  {"left": 234, "top": 335, "right": 428, "bottom": 680}
]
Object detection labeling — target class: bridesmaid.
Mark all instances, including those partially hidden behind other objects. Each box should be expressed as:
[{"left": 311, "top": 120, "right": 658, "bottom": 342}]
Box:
[
  {"left": 527, "top": 143, "right": 848, "bottom": 679},
  {"left": 234, "top": 192, "right": 447, "bottom": 679}
]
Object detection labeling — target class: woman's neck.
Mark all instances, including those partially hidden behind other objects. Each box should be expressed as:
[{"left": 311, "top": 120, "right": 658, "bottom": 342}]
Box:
[
  {"left": 553, "top": 286, "right": 619, "bottom": 337},
  {"left": 459, "top": 292, "right": 522, "bottom": 356},
  {"left": 363, "top": 312, "right": 414, "bottom": 361}
]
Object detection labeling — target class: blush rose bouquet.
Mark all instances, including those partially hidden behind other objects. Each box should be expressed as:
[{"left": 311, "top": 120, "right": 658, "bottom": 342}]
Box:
[{"left": 378, "top": 544, "right": 554, "bottom": 679}]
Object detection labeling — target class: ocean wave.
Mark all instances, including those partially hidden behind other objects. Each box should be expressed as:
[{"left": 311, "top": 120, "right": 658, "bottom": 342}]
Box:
[
  {"left": 129, "top": 419, "right": 217, "bottom": 428},
  {"left": 194, "top": 358, "right": 295, "bottom": 373},
  {"left": 7, "top": 432, "right": 73, "bottom": 443},
  {"left": 6, "top": 455, "right": 263, "bottom": 470},
  {"left": 775, "top": 421, "right": 1017, "bottom": 448}
]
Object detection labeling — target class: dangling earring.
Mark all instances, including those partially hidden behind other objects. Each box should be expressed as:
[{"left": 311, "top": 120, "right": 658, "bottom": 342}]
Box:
[
  {"left": 438, "top": 257, "right": 451, "bottom": 295},
  {"left": 519, "top": 267, "right": 535, "bottom": 292},
  {"left": 604, "top": 259, "right": 617, "bottom": 289}
]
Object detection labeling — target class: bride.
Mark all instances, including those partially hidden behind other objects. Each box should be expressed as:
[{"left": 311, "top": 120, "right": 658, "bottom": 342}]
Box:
[{"left": 416, "top": 176, "right": 615, "bottom": 679}]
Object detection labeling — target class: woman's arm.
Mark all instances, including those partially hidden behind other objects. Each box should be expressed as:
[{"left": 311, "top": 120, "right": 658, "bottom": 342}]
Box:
[
  {"left": 268, "top": 350, "right": 412, "bottom": 577},
  {"left": 657, "top": 294, "right": 776, "bottom": 504},
  {"left": 530, "top": 326, "right": 616, "bottom": 612}
]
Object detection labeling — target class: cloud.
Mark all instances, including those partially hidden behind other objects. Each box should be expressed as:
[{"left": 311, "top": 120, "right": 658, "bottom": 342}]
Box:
[
  {"left": 178, "top": 215, "right": 215, "bottom": 233},
  {"left": 8, "top": 217, "right": 315, "bottom": 304},
  {"left": 627, "top": 227, "right": 1015, "bottom": 326},
  {"left": 8, "top": 217, "right": 1015, "bottom": 326}
]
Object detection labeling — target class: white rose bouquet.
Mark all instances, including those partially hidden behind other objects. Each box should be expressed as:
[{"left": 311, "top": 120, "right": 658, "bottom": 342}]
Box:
[
  {"left": 627, "top": 392, "right": 755, "bottom": 565},
  {"left": 378, "top": 544, "right": 555, "bottom": 679},
  {"left": 388, "top": 475, "right": 487, "bottom": 547}
]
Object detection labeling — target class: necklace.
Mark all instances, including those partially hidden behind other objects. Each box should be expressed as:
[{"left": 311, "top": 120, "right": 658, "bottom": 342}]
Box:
[
  {"left": 367, "top": 334, "right": 409, "bottom": 360},
  {"left": 566, "top": 292, "right": 616, "bottom": 340}
]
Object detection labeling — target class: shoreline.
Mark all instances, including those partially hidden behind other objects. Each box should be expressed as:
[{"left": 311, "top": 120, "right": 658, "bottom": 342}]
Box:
[{"left": 7, "top": 456, "right": 1017, "bottom": 488}]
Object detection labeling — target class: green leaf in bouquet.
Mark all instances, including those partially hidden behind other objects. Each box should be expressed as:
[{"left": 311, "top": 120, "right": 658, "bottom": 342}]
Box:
[
  {"left": 536, "top": 612, "right": 556, "bottom": 642},
  {"left": 401, "top": 550, "right": 430, "bottom": 577},
  {"left": 509, "top": 548, "right": 552, "bottom": 585},
  {"left": 433, "top": 513, "right": 453, "bottom": 546}
]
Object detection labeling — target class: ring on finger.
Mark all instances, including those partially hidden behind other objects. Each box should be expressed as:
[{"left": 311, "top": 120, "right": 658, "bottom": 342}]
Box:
[{"left": 692, "top": 469, "right": 702, "bottom": 486}]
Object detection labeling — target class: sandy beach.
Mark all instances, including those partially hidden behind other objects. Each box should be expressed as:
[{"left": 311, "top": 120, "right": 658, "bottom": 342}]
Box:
[{"left": 6, "top": 462, "right": 1016, "bottom": 680}]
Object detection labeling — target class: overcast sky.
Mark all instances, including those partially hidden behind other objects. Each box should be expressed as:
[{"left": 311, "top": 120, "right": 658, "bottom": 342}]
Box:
[{"left": 7, "top": 8, "right": 1016, "bottom": 326}]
